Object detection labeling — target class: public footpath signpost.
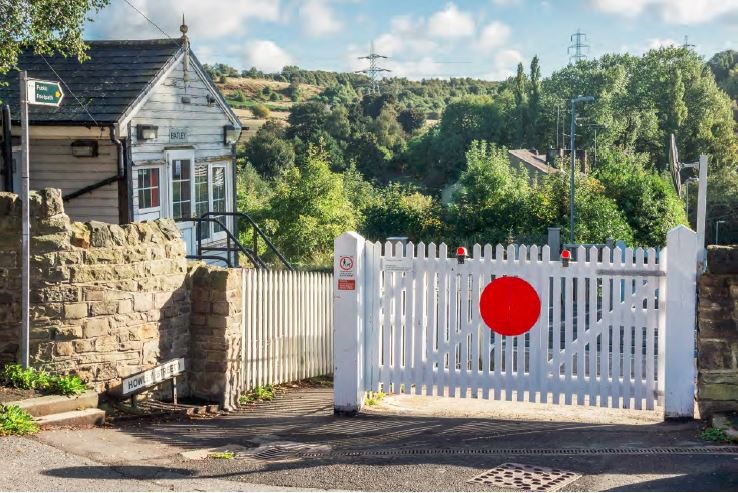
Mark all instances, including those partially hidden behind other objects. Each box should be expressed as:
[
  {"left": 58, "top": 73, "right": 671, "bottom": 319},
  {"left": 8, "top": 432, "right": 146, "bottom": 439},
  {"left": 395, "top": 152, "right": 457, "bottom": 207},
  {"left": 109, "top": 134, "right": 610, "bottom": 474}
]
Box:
[{"left": 19, "top": 72, "right": 64, "bottom": 368}]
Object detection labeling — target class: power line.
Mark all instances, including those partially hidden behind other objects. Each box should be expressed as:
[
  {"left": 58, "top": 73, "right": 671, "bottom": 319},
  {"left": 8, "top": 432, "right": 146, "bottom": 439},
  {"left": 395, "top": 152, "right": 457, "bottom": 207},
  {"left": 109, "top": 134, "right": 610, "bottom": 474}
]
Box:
[
  {"left": 119, "top": 0, "right": 177, "bottom": 42},
  {"left": 355, "top": 41, "right": 391, "bottom": 94},
  {"left": 38, "top": 54, "right": 99, "bottom": 127},
  {"left": 568, "top": 29, "right": 590, "bottom": 64}
]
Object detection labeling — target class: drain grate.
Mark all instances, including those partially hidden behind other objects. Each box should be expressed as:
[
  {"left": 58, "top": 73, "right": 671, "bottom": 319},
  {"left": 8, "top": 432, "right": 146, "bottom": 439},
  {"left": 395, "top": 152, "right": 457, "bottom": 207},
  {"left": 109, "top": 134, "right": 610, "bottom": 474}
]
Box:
[
  {"left": 247, "top": 441, "right": 332, "bottom": 462},
  {"left": 298, "top": 446, "right": 738, "bottom": 459},
  {"left": 468, "top": 463, "right": 581, "bottom": 492}
]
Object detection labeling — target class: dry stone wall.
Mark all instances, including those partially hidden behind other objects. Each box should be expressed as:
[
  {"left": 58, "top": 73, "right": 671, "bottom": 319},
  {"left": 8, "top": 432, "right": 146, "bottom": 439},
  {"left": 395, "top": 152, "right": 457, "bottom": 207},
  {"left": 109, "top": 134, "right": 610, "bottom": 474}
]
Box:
[
  {"left": 0, "top": 189, "right": 190, "bottom": 392},
  {"left": 697, "top": 245, "right": 738, "bottom": 417}
]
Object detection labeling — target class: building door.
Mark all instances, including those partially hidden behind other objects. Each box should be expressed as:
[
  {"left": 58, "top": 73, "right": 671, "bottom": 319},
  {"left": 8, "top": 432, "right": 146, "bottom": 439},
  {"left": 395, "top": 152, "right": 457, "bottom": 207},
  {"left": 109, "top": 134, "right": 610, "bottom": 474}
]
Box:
[{"left": 166, "top": 149, "right": 195, "bottom": 255}]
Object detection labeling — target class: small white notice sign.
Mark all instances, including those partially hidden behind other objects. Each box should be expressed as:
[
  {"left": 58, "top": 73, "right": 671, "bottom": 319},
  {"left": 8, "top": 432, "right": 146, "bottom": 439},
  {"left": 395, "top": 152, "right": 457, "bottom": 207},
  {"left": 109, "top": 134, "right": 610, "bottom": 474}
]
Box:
[
  {"left": 121, "top": 358, "right": 185, "bottom": 396},
  {"left": 383, "top": 257, "right": 413, "bottom": 272}
]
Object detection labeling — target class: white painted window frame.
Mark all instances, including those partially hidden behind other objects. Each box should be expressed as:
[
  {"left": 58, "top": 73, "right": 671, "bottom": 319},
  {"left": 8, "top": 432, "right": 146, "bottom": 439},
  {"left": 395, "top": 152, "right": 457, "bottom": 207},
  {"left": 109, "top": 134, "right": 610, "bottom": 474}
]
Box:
[
  {"left": 135, "top": 165, "right": 164, "bottom": 216},
  {"left": 165, "top": 149, "right": 195, "bottom": 220}
]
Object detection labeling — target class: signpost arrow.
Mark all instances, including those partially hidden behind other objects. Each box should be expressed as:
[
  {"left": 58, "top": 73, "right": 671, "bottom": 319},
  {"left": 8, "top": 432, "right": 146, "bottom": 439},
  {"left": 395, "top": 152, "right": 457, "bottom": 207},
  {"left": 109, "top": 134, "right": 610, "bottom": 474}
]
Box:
[{"left": 27, "top": 80, "right": 64, "bottom": 107}]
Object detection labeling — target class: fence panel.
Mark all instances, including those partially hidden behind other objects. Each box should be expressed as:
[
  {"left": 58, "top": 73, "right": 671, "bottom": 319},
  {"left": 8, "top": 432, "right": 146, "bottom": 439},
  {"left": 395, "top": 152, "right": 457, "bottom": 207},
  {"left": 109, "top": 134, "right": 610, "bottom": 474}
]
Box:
[{"left": 243, "top": 269, "right": 333, "bottom": 389}]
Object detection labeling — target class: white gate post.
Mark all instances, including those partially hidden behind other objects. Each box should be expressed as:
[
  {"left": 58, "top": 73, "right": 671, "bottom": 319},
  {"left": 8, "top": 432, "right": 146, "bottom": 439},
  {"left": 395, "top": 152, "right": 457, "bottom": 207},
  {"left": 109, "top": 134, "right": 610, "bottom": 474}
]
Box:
[
  {"left": 333, "top": 232, "right": 366, "bottom": 415},
  {"left": 662, "top": 225, "right": 697, "bottom": 419}
]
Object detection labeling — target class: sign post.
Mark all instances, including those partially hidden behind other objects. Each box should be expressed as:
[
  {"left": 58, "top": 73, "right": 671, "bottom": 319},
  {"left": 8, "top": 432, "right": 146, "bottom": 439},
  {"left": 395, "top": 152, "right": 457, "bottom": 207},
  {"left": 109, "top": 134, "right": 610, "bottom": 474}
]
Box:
[{"left": 19, "top": 74, "right": 63, "bottom": 368}]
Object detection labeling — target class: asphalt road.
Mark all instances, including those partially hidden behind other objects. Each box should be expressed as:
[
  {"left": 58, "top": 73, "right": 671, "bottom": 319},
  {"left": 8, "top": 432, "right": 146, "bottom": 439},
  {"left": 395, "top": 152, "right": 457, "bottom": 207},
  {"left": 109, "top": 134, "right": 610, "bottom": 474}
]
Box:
[{"left": 6, "top": 388, "right": 738, "bottom": 492}]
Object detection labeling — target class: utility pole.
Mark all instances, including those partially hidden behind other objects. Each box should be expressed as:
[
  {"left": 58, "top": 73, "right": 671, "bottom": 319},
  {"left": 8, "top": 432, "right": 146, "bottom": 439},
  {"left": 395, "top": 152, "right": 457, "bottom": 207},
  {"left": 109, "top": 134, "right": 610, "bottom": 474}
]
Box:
[
  {"left": 355, "top": 41, "right": 390, "bottom": 95},
  {"left": 568, "top": 29, "right": 590, "bottom": 64},
  {"left": 569, "top": 95, "right": 595, "bottom": 244}
]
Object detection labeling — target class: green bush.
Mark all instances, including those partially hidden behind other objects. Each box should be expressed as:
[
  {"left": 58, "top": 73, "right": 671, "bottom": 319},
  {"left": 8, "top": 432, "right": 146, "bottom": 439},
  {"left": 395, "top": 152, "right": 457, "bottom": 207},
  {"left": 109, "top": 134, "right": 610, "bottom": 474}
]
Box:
[
  {"left": 0, "top": 405, "right": 38, "bottom": 436},
  {"left": 251, "top": 103, "right": 270, "bottom": 118},
  {"left": 1, "top": 364, "right": 86, "bottom": 396}
]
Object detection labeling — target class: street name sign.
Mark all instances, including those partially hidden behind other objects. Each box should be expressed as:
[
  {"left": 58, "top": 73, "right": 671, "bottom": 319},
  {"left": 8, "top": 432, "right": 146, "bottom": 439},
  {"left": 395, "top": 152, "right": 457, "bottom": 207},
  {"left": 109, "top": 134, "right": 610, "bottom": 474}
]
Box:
[
  {"left": 121, "top": 358, "right": 185, "bottom": 396},
  {"left": 27, "top": 80, "right": 64, "bottom": 107}
]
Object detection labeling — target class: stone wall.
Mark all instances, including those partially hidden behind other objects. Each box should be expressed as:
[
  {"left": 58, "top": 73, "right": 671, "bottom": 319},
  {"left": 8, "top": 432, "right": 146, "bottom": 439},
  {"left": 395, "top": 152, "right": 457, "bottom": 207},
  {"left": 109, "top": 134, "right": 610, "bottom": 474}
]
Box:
[
  {"left": 697, "top": 245, "right": 738, "bottom": 417},
  {"left": 0, "top": 189, "right": 190, "bottom": 392},
  {"left": 188, "top": 266, "right": 243, "bottom": 410}
]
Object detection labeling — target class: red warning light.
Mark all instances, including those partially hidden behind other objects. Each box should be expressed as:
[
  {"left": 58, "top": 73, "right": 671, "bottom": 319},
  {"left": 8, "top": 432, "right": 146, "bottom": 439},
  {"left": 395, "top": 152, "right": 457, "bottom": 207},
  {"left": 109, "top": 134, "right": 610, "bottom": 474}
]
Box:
[
  {"left": 456, "top": 246, "right": 468, "bottom": 257},
  {"left": 560, "top": 249, "right": 571, "bottom": 260}
]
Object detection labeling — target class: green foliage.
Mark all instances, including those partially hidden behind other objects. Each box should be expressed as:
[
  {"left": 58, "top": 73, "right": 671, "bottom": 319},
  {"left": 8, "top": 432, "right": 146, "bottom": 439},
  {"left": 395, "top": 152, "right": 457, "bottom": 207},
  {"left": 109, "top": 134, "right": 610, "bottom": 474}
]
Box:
[
  {"left": 0, "top": 0, "right": 110, "bottom": 77},
  {"left": 398, "top": 108, "right": 427, "bottom": 134},
  {"left": 50, "top": 374, "right": 86, "bottom": 396},
  {"left": 1, "top": 364, "right": 86, "bottom": 396},
  {"left": 362, "top": 183, "right": 442, "bottom": 243},
  {"left": 700, "top": 427, "right": 729, "bottom": 442},
  {"left": 709, "top": 50, "right": 738, "bottom": 100},
  {"left": 0, "top": 405, "right": 38, "bottom": 436},
  {"left": 251, "top": 103, "right": 270, "bottom": 119},
  {"left": 364, "top": 391, "right": 386, "bottom": 406},
  {"left": 1, "top": 364, "right": 50, "bottom": 390},
  {"left": 239, "top": 385, "right": 274, "bottom": 405},
  {"left": 703, "top": 168, "right": 738, "bottom": 245},
  {"left": 268, "top": 143, "right": 357, "bottom": 267},
  {"left": 593, "top": 149, "right": 687, "bottom": 246},
  {"left": 269, "top": 92, "right": 280, "bottom": 102},
  {"left": 243, "top": 121, "right": 295, "bottom": 178}
]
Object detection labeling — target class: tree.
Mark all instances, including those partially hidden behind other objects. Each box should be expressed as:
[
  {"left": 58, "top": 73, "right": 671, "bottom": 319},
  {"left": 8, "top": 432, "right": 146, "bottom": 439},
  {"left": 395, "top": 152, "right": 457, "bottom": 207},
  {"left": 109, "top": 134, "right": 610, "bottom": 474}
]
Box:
[
  {"left": 286, "top": 101, "right": 329, "bottom": 141},
  {"left": 0, "top": 0, "right": 110, "bottom": 77},
  {"left": 528, "top": 56, "right": 542, "bottom": 149},
  {"left": 513, "top": 62, "right": 528, "bottom": 147},
  {"left": 593, "top": 149, "right": 686, "bottom": 246},
  {"left": 268, "top": 143, "right": 357, "bottom": 266},
  {"left": 398, "top": 108, "right": 427, "bottom": 134},
  {"left": 362, "top": 183, "right": 442, "bottom": 243},
  {"left": 243, "top": 121, "right": 295, "bottom": 178}
]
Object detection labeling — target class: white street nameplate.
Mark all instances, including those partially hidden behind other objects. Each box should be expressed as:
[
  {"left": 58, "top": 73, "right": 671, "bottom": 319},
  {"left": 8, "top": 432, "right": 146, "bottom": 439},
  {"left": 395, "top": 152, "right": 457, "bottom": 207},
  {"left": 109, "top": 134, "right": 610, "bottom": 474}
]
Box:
[{"left": 121, "top": 358, "right": 185, "bottom": 396}]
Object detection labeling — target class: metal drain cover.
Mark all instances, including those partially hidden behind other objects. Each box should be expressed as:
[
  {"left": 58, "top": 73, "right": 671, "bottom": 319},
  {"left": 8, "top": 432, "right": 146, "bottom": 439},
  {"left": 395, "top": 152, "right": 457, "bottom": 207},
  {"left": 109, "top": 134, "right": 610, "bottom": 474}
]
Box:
[
  {"left": 468, "top": 463, "right": 581, "bottom": 492},
  {"left": 246, "top": 441, "right": 332, "bottom": 462}
]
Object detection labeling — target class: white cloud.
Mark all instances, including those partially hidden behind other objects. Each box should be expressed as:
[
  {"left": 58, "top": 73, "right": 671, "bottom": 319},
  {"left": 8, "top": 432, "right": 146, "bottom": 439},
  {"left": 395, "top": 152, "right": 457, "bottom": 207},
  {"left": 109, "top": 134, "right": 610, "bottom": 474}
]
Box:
[
  {"left": 646, "top": 37, "right": 679, "bottom": 49},
  {"left": 476, "top": 21, "right": 512, "bottom": 52},
  {"left": 491, "top": 0, "right": 522, "bottom": 6},
  {"left": 588, "top": 0, "right": 738, "bottom": 24},
  {"left": 243, "top": 40, "right": 293, "bottom": 72},
  {"left": 427, "top": 3, "right": 475, "bottom": 38},
  {"left": 88, "top": 0, "right": 281, "bottom": 40},
  {"left": 299, "top": 0, "right": 342, "bottom": 37},
  {"left": 484, "top": 48, "right": 523, "bottom": 80}
]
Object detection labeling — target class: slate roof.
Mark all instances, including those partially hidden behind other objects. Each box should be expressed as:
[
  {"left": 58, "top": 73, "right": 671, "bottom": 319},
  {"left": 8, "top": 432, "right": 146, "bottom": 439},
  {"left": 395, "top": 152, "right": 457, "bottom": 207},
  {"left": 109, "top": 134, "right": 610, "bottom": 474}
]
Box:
[{"left": 0, "top": 39, "right": 184, "bottom": 124}]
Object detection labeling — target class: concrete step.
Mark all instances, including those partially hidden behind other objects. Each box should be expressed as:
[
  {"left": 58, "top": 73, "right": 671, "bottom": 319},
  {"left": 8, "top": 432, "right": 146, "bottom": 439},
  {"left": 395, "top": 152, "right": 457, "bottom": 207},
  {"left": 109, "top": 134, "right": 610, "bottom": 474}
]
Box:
[
  {"left": 7, "top": 390, "right": 99, "bottom": 417},
  {"left": 35, "top": 408, "right": 105, "bottom": 428}
]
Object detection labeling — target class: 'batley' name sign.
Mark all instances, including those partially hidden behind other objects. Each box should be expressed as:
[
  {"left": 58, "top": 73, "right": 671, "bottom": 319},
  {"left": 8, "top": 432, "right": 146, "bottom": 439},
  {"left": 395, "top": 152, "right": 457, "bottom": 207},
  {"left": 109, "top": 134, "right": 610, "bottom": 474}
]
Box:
[{"left": 121, "top": 358, "right": 185, "bottom": 396}]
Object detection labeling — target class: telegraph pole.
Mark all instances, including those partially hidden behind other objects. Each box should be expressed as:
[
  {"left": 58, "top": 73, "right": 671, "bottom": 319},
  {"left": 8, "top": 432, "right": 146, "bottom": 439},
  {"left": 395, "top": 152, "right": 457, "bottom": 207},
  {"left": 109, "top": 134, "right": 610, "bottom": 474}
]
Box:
[
  {"left": 569, "top": 95, "right": 595, "bottom": 244},
  {"left": 355, "top": 42, "right": 390, "bottom": 94},
  {"left": 20, "top": 71, "right": 30, "bottom": 368}
]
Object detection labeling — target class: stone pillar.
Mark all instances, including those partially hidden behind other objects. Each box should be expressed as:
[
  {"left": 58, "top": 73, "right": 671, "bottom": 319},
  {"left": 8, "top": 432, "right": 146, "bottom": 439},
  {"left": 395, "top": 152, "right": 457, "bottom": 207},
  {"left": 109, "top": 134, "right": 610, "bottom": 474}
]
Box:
[
  {"left": 697, "top": 245, "right": 738, "bottom": 417},
  {"left": 188, "top": 264, "right": 244, "bottom": 410}
]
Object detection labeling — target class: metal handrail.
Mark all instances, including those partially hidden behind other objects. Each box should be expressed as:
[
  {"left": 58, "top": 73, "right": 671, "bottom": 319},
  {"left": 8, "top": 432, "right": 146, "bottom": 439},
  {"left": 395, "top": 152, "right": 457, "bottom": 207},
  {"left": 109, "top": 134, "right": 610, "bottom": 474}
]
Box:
[
  {"left": 195, "top": 211, "right": 294, "bottom": 271},
  {"left": 175, "top": 217, "right": 265, "bottom": 269}
]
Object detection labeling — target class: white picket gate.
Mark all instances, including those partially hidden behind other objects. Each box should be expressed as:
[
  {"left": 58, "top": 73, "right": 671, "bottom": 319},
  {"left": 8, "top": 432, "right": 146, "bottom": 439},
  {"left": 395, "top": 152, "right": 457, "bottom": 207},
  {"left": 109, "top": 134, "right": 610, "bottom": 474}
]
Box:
[
  {"left": 242, "top": 270, "right": 333, "bottom": 389},
  {"left": 333, "top": 226, "right": 699, "bottom": 419}
]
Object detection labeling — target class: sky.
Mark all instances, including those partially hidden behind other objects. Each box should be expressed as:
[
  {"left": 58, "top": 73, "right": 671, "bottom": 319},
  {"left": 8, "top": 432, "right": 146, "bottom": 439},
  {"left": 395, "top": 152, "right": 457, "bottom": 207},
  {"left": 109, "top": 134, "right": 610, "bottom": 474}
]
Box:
[{"left": 84, "top": 0, "right": 738, "bottom": 80}]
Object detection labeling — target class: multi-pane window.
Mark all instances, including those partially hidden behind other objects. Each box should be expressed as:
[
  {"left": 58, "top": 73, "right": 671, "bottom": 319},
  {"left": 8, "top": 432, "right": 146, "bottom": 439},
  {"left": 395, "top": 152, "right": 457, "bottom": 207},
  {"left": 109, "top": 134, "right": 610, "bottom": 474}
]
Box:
[
  {"left": 194, "top": 164, "right": 210, "bottom": 239},
  {"left": 171, "top": 159, "right": 191, "bottom": 218},
  {"left": 212, "top": 166, "right": 227, "bottom": 233},
  {"left": 136, "top": 168, "right": 160, "bottom": 210}
]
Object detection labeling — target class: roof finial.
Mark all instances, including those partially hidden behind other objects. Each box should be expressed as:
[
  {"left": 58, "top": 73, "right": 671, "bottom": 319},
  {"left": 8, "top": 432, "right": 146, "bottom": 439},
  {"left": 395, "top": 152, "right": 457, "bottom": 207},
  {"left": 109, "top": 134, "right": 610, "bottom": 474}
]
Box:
[{"left": 180, "top": 14, "right": 188, "bottom": 40}]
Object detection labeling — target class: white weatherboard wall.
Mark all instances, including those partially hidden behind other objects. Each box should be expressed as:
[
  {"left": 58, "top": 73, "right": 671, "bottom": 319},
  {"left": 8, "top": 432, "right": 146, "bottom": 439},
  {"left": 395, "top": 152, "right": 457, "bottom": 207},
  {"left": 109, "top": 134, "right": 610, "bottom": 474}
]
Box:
[
  {"left": 334, "top": 226, "right": 698, "bottom": 419},
  {"left": 27, "top": 138, "right": 119, "bottom": 223},
  {"left": 242, "top": 269, "right": 333, "bottom": 390}
]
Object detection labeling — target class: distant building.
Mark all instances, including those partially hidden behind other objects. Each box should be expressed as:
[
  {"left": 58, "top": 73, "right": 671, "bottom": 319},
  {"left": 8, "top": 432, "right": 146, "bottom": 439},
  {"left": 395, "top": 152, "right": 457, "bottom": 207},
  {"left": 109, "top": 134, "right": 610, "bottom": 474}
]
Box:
[{"left": 507, "top": 149, "right": 558, "bottom": 183}]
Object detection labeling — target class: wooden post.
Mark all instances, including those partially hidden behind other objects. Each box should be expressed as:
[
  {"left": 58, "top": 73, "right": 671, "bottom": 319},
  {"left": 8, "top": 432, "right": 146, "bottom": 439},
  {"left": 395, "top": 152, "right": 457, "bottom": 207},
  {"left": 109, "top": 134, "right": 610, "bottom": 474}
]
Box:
[
  {"left": 333, "top": 232, "right": 365, "bottom": 415},
  {"left": 661, "top": 225, "right": 697, "bottom": 419},
  {"left": 171, "top": 376, "right": 178, "bottom": 405}
]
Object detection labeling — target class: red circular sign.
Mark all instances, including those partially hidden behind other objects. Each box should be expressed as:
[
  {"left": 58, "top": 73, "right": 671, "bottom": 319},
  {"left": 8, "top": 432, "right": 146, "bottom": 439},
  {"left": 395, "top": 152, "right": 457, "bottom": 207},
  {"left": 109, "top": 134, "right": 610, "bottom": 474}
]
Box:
[{"left": 479, "top": 276, "right": 541, "bottom": 336}]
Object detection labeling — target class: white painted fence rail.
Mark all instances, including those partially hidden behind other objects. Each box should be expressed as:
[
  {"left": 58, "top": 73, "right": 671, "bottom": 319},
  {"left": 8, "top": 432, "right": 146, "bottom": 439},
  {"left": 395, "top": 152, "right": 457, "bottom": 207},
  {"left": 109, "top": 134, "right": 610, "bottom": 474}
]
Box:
[
  {"left": 334, "top": 226, "right": 698, "bottom": 419},
  {"left": 242, "top": 269, "right": 333, "bottom": 389}
]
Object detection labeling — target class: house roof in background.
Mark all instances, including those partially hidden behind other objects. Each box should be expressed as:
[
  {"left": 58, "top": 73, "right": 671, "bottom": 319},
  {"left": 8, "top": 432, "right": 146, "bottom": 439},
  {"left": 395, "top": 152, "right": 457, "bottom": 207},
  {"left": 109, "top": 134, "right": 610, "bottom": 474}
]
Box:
[
  {"left": 508, "top": 149, "right": 557, "bottom": 174},
  {"left": 0, "top": 40, "right": 184, "bottom": 125}
]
